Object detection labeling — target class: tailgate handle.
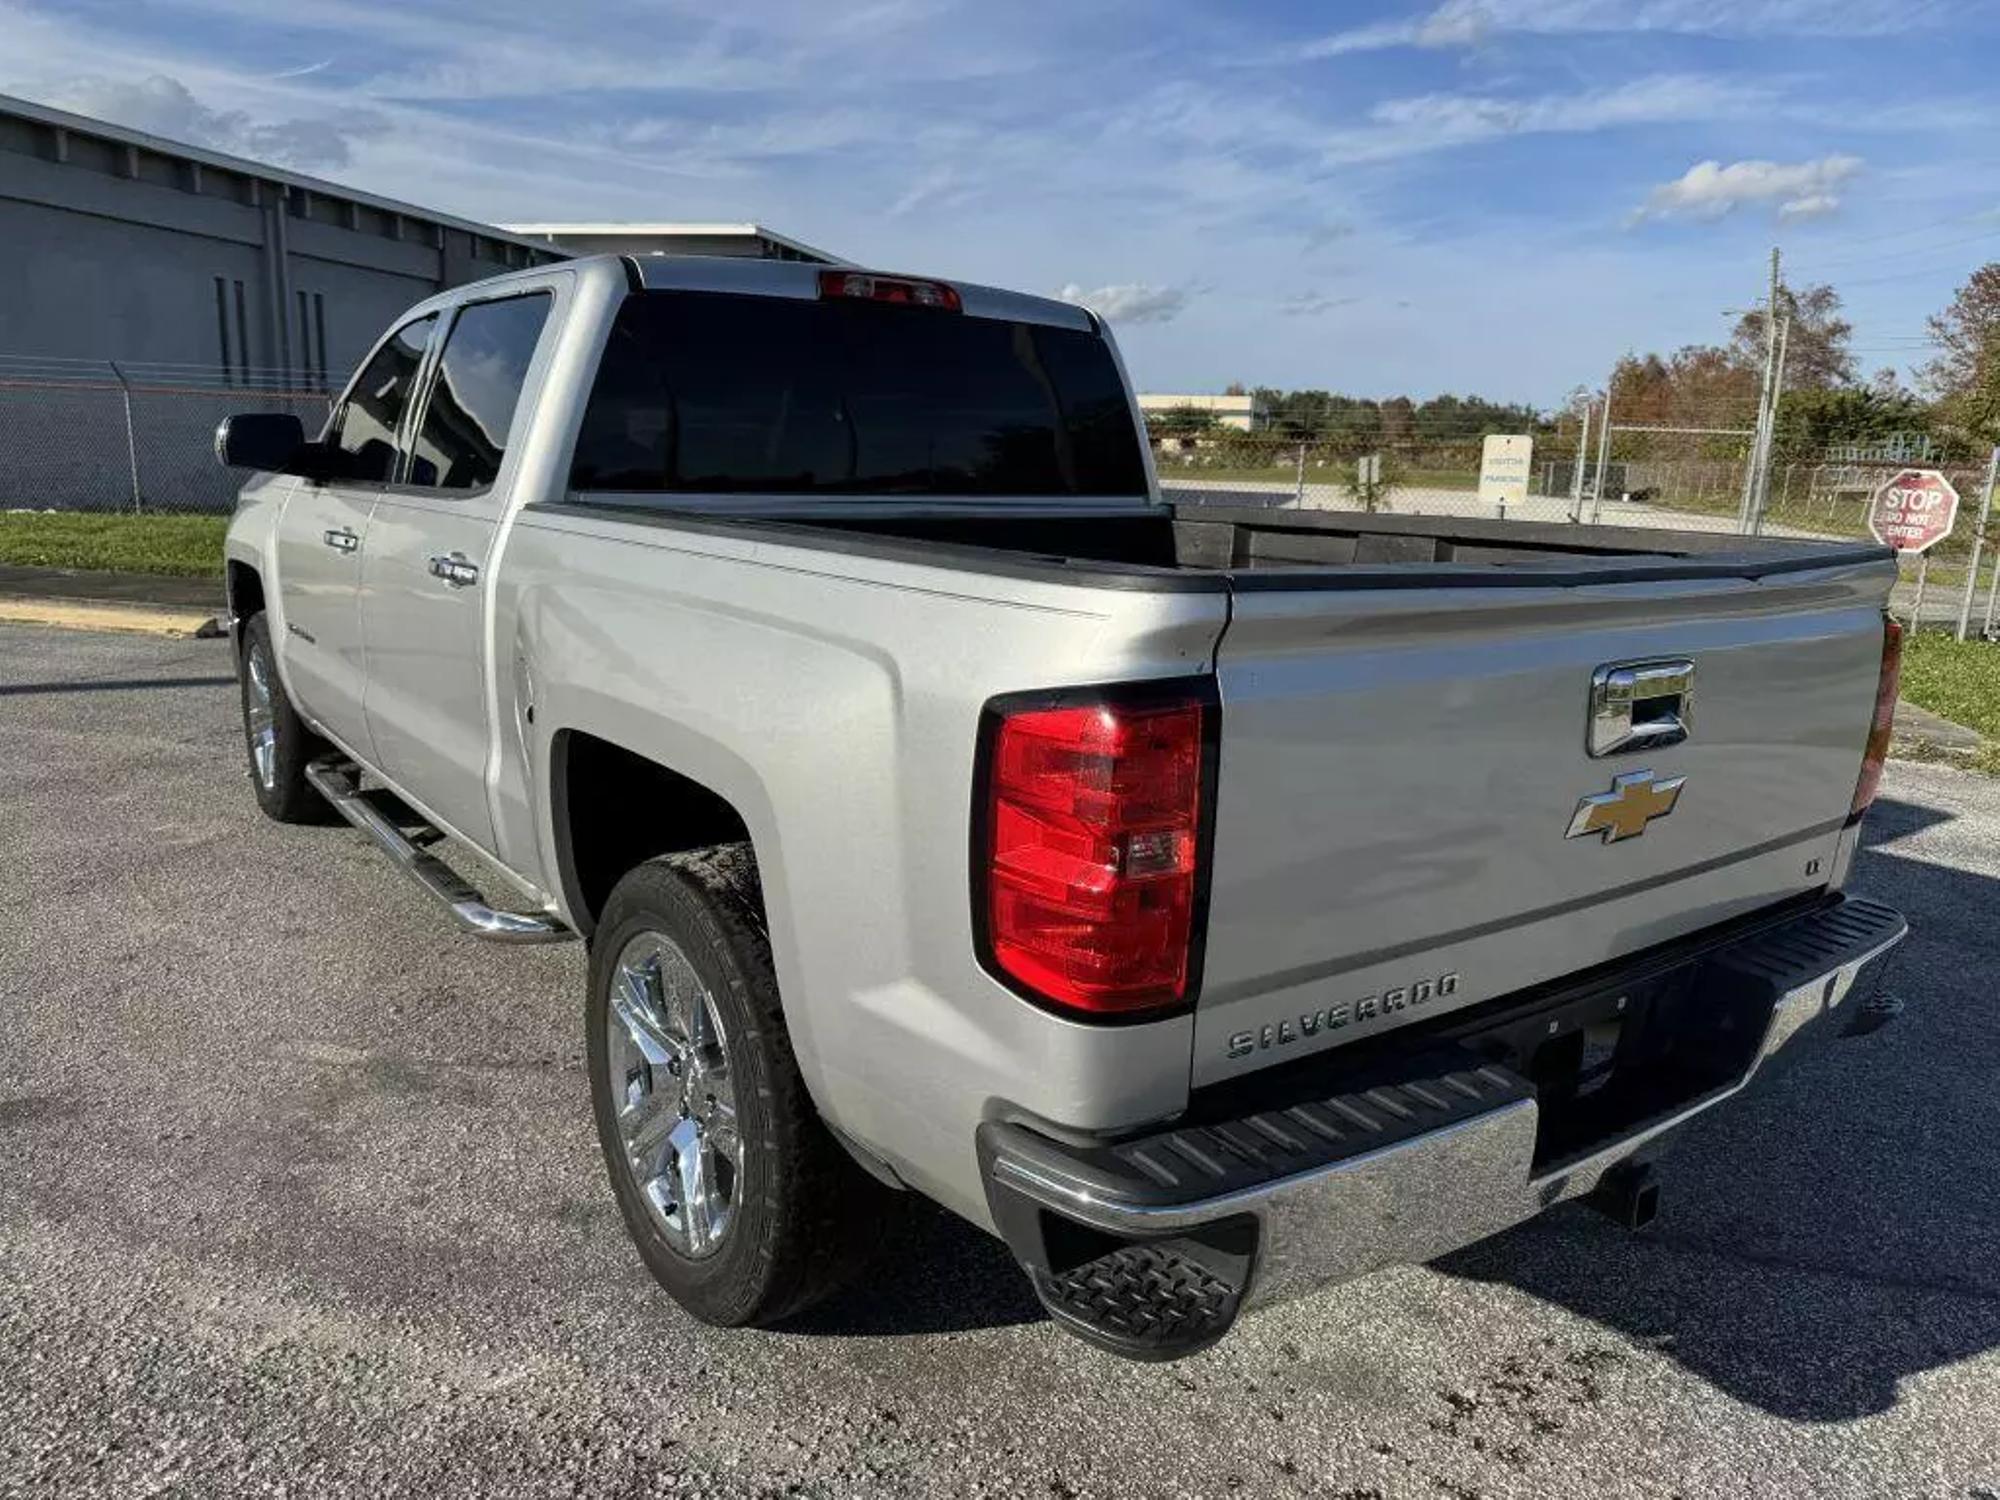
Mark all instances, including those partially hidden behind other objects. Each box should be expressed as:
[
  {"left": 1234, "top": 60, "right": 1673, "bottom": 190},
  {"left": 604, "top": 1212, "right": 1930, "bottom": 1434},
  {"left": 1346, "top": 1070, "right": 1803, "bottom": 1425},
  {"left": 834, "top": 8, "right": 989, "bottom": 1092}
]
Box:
[{"left": 1589, "top": 660, "right": 1693, "bottom": 757}]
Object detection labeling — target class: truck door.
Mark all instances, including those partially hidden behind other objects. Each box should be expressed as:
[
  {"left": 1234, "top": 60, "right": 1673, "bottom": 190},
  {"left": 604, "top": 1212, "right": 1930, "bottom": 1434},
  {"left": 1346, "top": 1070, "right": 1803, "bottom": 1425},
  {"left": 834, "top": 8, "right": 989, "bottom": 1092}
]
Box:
[
  {"left": 360, "top": 289, "right": 555, "bottom": 854},
  {"left": 273, "top": 313, "right": 436, "bottom": 761}
]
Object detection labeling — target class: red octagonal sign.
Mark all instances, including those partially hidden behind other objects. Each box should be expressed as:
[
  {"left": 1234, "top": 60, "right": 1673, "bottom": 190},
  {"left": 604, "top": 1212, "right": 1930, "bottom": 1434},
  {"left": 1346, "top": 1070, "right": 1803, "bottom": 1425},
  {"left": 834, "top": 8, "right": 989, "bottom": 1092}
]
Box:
[{"left": 1868, "top": 468, "right": 1960, "bottom": 554}]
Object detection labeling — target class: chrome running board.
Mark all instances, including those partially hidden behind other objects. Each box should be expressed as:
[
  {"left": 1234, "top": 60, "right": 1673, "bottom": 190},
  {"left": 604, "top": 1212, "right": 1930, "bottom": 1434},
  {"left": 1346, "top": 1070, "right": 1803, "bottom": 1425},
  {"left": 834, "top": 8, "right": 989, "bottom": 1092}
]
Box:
[{"left": 305, "top": 757, "right": 574, "bottom": 944}]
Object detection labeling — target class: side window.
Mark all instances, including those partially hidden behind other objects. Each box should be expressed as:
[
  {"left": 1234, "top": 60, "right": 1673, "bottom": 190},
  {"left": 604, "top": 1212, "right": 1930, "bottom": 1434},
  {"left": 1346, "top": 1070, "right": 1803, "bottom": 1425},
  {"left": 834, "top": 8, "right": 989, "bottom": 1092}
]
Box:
[
  {"left": 331, "top": 314, "right": 435, "bottom": 482},
  {"left": 406, "top": 293, "right": 553, "bottom": 490}
]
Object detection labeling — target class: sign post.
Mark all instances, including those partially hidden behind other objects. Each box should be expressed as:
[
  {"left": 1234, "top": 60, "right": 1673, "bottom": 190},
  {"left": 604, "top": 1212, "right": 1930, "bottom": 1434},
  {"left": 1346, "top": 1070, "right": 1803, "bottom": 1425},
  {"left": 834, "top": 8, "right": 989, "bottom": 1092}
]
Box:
[
  {"left": 1868, "top": 469, "right": 1960, "bottom": 630},
  {"left": 1479, "top": 434, "right": 1533, "bottom": 520}
]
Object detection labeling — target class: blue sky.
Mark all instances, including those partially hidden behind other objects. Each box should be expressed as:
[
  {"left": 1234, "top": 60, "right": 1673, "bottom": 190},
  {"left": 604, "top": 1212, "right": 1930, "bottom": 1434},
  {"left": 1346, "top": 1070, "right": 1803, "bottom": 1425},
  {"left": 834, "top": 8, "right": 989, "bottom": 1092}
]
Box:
[{"left": 7, "top": 0, "right": 1999, "bottom": 405}]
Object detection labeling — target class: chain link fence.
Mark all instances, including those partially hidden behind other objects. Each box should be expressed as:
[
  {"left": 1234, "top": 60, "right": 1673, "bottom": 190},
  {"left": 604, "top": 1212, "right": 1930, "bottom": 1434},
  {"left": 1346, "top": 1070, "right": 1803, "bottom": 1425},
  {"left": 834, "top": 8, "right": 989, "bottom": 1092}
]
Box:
[
  {"left": 1159, "top": 430, "right": 2000, "bottom": 637},
  {"left": 0, "top": 358, "right": 1993, "bottom": 638},
  {"left": 0, "top": 357, "right": 331, "bottom": 516}
]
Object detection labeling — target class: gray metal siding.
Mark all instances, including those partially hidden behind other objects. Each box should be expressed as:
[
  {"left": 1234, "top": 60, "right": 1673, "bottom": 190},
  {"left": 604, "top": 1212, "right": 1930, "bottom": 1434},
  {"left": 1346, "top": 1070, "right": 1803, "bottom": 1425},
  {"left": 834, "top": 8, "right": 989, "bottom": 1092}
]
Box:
[{"left": 0, "top": 96, "right": 563, "bottom": 383}]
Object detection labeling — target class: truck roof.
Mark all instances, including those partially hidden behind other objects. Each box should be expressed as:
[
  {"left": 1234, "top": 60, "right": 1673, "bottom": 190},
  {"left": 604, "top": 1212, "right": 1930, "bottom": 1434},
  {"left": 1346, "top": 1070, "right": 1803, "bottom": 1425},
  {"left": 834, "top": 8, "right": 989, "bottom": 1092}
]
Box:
[
  {"left": 627, "top": 254, "right": 1099, "bottom": 333},
  {"left": 407, "top": 252, "right": 1102, "bottom": 336}
]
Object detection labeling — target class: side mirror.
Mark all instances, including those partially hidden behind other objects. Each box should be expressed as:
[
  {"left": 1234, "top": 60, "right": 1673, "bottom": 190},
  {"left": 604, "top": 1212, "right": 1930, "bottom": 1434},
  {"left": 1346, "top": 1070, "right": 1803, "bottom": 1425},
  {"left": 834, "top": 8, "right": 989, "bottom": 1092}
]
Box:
[{"left": 214, "top": 413, "right": 328, "bottom": 477}]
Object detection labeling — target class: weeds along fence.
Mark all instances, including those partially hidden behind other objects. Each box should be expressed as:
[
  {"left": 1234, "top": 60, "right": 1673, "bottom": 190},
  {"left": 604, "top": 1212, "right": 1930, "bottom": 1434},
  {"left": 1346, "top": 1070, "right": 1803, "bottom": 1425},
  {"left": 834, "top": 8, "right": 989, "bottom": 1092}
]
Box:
[{"left": 0, "top": 356, "right": 331, "bottom": 515}]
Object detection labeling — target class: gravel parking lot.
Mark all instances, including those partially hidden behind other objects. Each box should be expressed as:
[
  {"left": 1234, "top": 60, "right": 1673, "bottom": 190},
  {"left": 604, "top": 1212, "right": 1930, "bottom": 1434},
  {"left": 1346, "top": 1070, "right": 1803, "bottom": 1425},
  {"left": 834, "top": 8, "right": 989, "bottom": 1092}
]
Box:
[{"left": 5, "top": 621, "right": 1999, "bottom": 1499}]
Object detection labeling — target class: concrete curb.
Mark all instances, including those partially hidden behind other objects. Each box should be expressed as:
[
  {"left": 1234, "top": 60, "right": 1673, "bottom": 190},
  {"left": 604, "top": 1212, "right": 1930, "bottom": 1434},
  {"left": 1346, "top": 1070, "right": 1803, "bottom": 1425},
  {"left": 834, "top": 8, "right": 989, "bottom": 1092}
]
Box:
[
  {"left": 0, "top": 565, "right": 226, "bottom": 639},
  {"left": 0, "top": 597, "right": 220, "bottom": 638}
]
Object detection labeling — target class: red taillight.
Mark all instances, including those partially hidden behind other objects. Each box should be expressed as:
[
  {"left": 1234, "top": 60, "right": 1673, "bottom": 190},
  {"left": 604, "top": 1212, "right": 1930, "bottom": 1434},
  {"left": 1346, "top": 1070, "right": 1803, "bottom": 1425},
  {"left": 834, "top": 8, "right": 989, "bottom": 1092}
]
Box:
[
  {"left": 1851, "top": 616, "right": 1903, "bottom": 817},
  {"left": 979, "top": 690, "right": 1212, "bottom": 1018},
  {"left": 817, "top": 269, "right": 962, "bottom": 311}
]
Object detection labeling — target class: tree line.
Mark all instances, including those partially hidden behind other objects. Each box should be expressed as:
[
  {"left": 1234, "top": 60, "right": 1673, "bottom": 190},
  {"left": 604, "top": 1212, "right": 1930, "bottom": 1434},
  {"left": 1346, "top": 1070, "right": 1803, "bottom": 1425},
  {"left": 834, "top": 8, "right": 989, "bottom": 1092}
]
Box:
[{"left": 1147, "top": 263, "right": 2000, "bottom": 464}]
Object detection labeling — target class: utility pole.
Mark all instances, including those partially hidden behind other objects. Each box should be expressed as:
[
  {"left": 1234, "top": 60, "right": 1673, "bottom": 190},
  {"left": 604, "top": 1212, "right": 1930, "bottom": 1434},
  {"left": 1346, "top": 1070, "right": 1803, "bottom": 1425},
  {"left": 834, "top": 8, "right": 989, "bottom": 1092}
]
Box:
[
  {"left": 1739, "top": 246, "right": 1781, "bottom": 533},
  {"left": 1750, "top": 313, "right": 1790, "bottom": 534},
  {"left": 1569, "top": 400, "right": 1593, "bottom": 520},
  {"left": 1593, "top": 382, "right": 1614, "bottom": 521}
]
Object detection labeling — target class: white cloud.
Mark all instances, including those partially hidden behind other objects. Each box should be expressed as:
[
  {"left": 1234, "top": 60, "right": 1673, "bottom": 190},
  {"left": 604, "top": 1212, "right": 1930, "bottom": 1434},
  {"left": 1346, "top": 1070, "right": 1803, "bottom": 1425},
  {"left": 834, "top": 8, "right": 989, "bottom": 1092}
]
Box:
[
  {"left": 38, "top": 73, "right": 382, "bottom": 170},
  {"left": 1776, "top": 192, "right": 1840, "bottom": 221},
  {"left": 1056, "top": 283, "right": 1189, "bottom": 324},
  {"left": 1281, "top": 291, "right": 1359, "bottom": 316},
  {"left": 1297, "top": 0, "right": 1941, "bottom": 57},
  {"left": 1415, "top": 0, "right": 1496, "bottom": 47},
  {"left": 1299, "top": 0, "right": 1490, "bottom": 57},
  {"left": 1629, "top": 155, "right": 1863, "bottom": 224},
  {"left": 1322, "top": 74, "right": 1773, "bottom": 166}
]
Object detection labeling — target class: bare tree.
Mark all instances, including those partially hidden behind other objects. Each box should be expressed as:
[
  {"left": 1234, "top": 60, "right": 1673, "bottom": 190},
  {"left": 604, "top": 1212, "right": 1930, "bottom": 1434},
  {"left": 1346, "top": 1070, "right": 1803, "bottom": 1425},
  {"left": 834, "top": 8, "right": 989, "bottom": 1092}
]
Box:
[
  {"left": 1730, "top": 281, "right": 1855, "bottom": 390},
  {"left": 1920, "top": 264, "right": 2000, "bottom": 401}
]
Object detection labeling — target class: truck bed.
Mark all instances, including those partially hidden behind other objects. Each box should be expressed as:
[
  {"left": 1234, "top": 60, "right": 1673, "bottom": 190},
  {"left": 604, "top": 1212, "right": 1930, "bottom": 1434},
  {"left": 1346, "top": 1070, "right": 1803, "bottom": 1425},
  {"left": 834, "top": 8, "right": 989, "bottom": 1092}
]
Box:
[
  {"left": 547, "top": 497, "right": 1888, "bottom": 587},
  {"left": 530, "top": 492, "right": 1894, "bottom": 1086}
]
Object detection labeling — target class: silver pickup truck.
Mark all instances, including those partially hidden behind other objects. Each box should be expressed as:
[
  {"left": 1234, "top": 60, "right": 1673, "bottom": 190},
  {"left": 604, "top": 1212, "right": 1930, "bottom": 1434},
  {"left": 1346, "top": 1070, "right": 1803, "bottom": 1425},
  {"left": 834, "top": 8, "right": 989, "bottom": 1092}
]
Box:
[{"left": 218, "top": 253, "right": 1908, "bottom": 1360}]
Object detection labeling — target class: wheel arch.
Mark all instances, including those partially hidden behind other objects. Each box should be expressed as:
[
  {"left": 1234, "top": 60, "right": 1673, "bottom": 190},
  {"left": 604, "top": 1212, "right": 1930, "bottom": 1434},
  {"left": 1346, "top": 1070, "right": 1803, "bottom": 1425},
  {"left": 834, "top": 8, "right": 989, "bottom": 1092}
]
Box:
[
  {"left": 549, "top": 726, "right": 772, "bottom": 943},
  {"left": 225, "top": 559, "right": 265, "bottom": 645}
]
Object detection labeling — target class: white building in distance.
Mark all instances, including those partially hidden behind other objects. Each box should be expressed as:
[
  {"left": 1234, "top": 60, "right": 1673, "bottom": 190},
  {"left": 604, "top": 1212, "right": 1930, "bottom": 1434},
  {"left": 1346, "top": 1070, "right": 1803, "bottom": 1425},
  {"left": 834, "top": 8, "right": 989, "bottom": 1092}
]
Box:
[{"left": 1135, "top": 392, "right": 1269, "bottom": 433}]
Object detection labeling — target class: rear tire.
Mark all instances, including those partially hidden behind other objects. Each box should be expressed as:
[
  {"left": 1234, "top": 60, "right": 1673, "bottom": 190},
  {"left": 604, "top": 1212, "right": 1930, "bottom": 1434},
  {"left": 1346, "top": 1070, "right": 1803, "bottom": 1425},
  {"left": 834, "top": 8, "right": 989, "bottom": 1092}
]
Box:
[
  {"left": 238, "top": 612, "right": 333, "bottom": 824},
  {"left": 587, "top": 847, "right": 887, "bottom": 1326}
]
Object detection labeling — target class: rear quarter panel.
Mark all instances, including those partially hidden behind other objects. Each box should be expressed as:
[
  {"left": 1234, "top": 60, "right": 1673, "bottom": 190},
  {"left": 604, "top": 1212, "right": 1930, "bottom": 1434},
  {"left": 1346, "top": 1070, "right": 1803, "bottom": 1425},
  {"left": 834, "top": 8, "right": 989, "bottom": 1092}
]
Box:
[{"left": 496, "top": 510, "right": 1228, "bottom": 1227}]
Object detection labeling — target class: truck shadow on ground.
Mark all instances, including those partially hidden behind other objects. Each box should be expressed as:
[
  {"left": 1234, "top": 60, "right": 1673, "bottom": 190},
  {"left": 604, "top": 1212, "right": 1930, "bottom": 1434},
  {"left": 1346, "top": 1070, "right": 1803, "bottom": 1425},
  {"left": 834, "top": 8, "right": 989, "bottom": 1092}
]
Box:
[
  {"left": 1438, "top": 795, "right": 2000, "bottom": 1422},
  {"left": 786, "top": 1199, "right": 1047, "bottom": 1337},
  {"left": 793, "top": 795, "right": 2000, "bottom": 1423}
]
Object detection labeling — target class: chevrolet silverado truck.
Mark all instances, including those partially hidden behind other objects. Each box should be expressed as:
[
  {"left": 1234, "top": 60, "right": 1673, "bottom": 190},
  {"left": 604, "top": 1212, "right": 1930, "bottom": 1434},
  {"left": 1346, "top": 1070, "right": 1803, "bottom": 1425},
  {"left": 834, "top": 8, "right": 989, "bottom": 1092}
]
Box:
[{"left": 216, "top": 254, "right": 1908, "bottom": 1360}]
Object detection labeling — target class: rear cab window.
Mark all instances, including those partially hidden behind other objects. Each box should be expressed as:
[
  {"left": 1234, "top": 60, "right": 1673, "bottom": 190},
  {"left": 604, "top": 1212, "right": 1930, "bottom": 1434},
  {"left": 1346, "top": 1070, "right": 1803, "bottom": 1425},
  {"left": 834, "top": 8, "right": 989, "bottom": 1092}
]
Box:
[
  {"left": 569, "top": 291, "right": 1146, "bottom": 498},
  {"left": 407, "top": 292, "right": 554, "bottom": 491}
]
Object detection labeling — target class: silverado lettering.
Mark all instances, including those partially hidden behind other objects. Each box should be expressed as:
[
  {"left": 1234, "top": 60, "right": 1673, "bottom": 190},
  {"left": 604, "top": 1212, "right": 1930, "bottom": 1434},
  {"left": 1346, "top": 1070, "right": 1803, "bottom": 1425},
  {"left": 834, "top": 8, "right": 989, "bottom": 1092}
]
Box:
[{"left": 1227, "top": 973, "right": 1461, "bottom": 1059}]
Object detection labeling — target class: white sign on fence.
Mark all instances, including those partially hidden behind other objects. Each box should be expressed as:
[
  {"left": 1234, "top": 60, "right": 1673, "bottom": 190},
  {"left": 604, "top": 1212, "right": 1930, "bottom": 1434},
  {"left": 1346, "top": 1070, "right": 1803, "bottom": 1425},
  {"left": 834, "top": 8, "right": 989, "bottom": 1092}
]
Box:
[{"left": 1479, "top": 434, "right": 1533, "bottom": 512}]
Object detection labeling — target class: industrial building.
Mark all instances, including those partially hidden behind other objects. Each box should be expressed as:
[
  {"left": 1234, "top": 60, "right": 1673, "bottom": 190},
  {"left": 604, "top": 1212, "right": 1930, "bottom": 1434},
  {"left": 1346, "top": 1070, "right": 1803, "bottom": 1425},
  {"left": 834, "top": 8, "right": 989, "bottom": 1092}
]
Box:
[
  {"left": 0, "top": 93, "right": 836, "bottom": 512},
  {"left": 0, "top": 92, "right": 568, "bottom": 388}
]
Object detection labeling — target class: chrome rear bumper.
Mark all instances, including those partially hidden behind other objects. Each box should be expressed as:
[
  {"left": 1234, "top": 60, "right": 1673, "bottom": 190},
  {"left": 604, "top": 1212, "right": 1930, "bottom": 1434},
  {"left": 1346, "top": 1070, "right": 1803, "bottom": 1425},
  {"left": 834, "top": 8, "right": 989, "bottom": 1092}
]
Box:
[{"left": 981, "top": 894, "right": 1906, "bottom": 1356}]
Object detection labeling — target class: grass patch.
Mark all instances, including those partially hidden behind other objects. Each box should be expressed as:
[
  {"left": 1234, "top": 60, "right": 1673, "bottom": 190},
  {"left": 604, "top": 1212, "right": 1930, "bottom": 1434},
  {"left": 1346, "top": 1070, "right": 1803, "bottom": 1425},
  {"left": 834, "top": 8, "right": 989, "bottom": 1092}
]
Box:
[
  {"left": 1899, "top": 631, "right": 2000, "bottom": 741},
  {"left": 0, "top": 512, "right": 227, "bottom": 577}
]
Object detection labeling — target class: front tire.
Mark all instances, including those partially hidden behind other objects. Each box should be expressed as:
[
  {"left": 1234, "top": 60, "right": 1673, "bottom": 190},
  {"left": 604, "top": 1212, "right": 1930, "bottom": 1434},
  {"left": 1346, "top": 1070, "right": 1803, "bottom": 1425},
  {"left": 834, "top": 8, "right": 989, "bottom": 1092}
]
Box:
[
  {"left": 238, "top": 612, "right": 332, "bottom": 824},
  {"left": 587, "top": 848, "right": 886, "bottom": 1326}
]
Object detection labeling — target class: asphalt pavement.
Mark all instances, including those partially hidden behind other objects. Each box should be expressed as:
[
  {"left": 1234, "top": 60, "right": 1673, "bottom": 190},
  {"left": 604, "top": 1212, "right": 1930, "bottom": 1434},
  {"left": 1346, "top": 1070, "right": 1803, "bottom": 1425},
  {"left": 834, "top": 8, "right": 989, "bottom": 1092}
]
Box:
[{"left": 4, "top": 622, "right": 1999, "bottom": 1499}]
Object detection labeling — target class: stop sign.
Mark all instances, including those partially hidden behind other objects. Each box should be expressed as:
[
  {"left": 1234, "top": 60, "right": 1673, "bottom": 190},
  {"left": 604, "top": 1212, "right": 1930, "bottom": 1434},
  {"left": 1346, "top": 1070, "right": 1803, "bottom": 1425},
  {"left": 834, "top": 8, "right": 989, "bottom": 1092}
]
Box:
[{"left": 1868, "top": 468, "right": 1960, "bottom": 554}]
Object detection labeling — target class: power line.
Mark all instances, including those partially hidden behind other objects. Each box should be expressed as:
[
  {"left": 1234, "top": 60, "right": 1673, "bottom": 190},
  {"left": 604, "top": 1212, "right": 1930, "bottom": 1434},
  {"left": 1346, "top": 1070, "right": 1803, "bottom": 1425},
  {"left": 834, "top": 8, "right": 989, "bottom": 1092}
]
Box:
[
  {"left": 1781, "top": 204, "right": 2000, "bottom": 260},
  {"left": 1837, "top": 258, "right": 1995, "bottom": 289},
  {"left": 1790, "top": 225, "right": 2000, "bottom": 274}
]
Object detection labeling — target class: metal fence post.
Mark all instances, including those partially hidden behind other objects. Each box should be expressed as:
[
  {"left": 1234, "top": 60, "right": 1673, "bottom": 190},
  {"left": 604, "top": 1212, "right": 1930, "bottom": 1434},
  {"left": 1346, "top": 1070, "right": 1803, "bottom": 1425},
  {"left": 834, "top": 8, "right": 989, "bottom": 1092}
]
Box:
[
  {"left": 1569, "top": 401, "right": 1592, "bottom": 521},
  {"left": 109, "top": 359, "right": 143, "bottom": 514},
  {"left": 1984, "top": 547, "right": 2000, "bottom": 639},
  {"left": 1955, "top": 445, "right": 1999, "bottom": 642},
  {"left": 1293, "top": 443, "right": 1306, "bottom": 506}
]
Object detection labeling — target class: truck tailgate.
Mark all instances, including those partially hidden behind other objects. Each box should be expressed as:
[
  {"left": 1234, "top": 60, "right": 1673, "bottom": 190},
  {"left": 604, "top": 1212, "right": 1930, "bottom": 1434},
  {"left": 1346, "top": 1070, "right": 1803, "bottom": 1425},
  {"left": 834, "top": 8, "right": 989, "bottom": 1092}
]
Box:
[{"left": 1194, "top": 557, "right": 1892, "bottom": 1087}]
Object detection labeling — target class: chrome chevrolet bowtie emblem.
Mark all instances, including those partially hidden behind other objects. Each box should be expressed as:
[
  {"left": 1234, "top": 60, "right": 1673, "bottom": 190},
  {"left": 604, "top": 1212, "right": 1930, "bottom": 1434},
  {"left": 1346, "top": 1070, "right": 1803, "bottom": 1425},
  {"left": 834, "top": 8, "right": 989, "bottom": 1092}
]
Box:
[{"left": 1566, "top": 770, "right": 1685, "bottom": 843}]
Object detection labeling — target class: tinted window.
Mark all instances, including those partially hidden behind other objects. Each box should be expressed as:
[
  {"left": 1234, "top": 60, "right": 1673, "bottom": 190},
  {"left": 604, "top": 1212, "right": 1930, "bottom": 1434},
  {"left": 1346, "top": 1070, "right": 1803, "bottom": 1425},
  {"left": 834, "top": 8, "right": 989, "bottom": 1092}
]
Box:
[
  {"left": 332, "top": 315, "right": 434, "bottom": 482},
  {"left": 571, "top": 291, "right": 1146, "bottom": 497},
  {"left": 408, "top": 293, "right": 552, "bottom": 490}
]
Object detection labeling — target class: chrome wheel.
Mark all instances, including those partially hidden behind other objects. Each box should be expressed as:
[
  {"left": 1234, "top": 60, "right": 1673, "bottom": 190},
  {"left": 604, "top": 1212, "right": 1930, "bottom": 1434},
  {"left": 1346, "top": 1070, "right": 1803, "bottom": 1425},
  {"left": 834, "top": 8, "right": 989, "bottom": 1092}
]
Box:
[
  {"left": 606, "top": 930, "right": 740, "bottom": 1258},
  {"left": 244, "top": 643, "right": 278, "bottom": 791}
]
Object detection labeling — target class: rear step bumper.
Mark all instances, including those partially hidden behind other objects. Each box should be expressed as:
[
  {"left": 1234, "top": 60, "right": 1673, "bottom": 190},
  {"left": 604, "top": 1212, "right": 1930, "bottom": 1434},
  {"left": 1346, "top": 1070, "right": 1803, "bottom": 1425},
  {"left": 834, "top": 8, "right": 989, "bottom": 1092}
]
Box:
[
  {"left": 980, "top": 894, "right": 1906, "bottom": 1359},
  {"left": 305, "top": 758, "right": 573, "bottom": 944}
]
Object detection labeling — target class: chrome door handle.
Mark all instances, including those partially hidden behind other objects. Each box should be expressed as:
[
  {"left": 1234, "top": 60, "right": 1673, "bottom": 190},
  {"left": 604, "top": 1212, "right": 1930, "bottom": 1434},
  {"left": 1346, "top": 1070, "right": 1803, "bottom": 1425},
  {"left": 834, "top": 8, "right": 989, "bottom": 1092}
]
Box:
[
  {"left": 428, "top": 552, "right": 480, "bottom": 588},
  {"left": 322, "top": 527, "right": 359, "bottom": 553}
]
